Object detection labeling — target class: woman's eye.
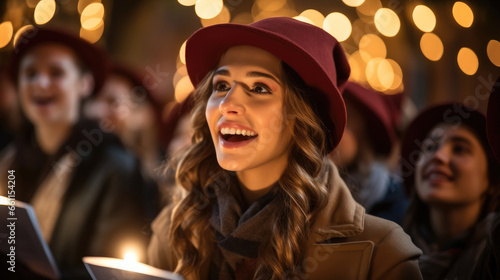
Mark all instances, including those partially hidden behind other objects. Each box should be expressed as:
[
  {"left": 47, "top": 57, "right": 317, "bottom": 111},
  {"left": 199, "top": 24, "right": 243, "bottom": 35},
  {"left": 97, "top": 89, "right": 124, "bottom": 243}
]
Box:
[
  {"left": 422, "top": 139, "right": 438, "bottom": 153},
  {"left": 50, "top": 68, "right": 64, "bottom": 78},
  {"left": 452, "top": 144, "right": 468, "bottom": 154},
  {"left": 213, "top": 81, "right": 230, "bottom": 92},
  {"left": 252, "top": 83, "right": 271, "bottom": 94}
]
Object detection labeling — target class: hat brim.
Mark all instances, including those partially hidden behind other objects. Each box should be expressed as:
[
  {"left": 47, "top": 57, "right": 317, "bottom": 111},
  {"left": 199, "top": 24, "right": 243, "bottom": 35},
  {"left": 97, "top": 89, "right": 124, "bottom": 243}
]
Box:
[
  {"left": 186, "top": 21, "right": 347, "bottom": 151},
  {"left": 487, "top": 76, "right": 500, "bottom": 161},
  {"left": 9, "top": 27, "right": 109, "bottom": 95},
  {"left": 401, "top": 103, "right": 489, "bottom": 193}
]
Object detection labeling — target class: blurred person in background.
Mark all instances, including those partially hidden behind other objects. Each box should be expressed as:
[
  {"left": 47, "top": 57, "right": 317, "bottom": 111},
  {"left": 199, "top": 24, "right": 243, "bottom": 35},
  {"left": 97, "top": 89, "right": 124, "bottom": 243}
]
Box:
[
  {"left": 85, "top": 62, "right": 165, "bottom": 186},
  {"left": 473, "top": 76, "right": 500, "bottom": 280},
  {"left": 331, "top": 82, "right": 408, "bottom": 224},
  {"left": 401, "top": 102, "right": 500, "bottom": 280},
  {"left": 0, "top": 67, "right": 21, "bottom": 151},
  {"left": 0, "top": 27, "right": 158, "bottom": 279}
]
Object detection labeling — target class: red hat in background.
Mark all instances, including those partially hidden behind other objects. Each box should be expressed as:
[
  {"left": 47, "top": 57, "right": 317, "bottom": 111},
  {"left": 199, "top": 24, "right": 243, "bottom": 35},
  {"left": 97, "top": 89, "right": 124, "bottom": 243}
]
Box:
[
  {"left": 107, "top": 62, "right": 163, "bottom": 113},
  {"left": 9, "top": 27, "right": 109, "bottom": 95},
  {"left": 342, "top": 82, "right": 398, "bottom": 155},
  {"left": 400, "top": 102, "right": 497, "bottom": 194},
  {"left": 186, "top": 17, "right": 351, "bottom": 153},
  {"left": 487, "top": 76, "right": 500, "bottom": 161}
]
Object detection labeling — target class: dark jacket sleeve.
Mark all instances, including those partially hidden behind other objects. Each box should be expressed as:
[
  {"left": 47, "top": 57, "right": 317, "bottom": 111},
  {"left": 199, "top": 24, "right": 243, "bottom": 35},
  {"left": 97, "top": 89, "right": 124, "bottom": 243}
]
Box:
[{"left": 50, "top": 144, "right": 159, "bottom": 280}]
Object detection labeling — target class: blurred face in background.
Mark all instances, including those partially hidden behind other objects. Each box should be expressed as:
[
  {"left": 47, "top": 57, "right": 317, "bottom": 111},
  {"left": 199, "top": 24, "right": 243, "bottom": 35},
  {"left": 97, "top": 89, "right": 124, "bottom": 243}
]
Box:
[
  {"left": 18, "top": 43, "right": 91, "bottom": 127},
  {"left": 332, "top": 99, "right": 364, "bottom": 167},
  {"left": 415, "top": 123, "right": 489, "bottom": 209},
  {"left": 88, "top": 74, "right": 156, "bottom": 146}
]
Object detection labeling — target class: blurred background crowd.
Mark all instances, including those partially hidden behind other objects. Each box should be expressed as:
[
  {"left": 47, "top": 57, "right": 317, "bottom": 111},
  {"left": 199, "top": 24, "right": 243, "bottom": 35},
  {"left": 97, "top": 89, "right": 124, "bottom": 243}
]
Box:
[{"left": 0, "top": 0, "right": 499, "bottom": 279}]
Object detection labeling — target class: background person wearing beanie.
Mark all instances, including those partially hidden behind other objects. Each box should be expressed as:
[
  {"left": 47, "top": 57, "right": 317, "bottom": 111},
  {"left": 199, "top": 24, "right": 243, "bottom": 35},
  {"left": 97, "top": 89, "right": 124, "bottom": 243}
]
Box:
[
  {"left": 0, "top": 27, "right": 158, "bottom": 279},
  {"left": 148, "top": 17, "right": 422, "bottom": 280},
  {"left": 400, "top": 102, "right": 500, "bottom": 280},
  {"left": 331, "top": 82, "right": 408, "bottom": 225}
]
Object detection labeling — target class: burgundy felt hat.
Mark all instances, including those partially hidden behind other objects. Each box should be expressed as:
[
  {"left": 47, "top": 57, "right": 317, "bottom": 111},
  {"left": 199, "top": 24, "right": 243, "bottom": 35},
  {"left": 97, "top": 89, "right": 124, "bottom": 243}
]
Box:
[
  {"left": 343, "top": 82, "right": 396, "bottom": 155},
  {"left": 400, "top": 102, "right": 494, "bottom": 193},
  {"left": 487, "top": 76, "right": 500, "bottom": 161},
  {"left": 185, "top": 17, "right": 351, "bottom": 153},
  {"left": 9, "top": 27, "right": 109, "bottom": 95}
]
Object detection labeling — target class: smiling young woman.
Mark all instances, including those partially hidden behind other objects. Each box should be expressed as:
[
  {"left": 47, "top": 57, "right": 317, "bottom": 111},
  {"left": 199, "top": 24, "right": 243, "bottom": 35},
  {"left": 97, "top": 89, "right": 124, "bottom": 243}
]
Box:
[
  {"left": 401, "top": 102, "right": 500, "bottom": 280},
  {"left": 148, "top": 17, "right": 422, "bottom": 280}
]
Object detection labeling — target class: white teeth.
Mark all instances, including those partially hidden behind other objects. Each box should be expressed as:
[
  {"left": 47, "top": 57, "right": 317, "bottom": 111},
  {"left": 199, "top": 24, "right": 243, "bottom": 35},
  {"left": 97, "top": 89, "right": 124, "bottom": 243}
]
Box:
[{"left": 220, "top": 127, "right": 256, "bottom": 136}]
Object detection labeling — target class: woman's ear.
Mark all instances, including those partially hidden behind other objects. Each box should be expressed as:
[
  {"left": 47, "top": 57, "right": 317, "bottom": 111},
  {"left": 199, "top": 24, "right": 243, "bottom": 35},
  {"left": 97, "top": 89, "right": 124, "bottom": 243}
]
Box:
[{"left": 79, "top": 72, "right": 95, "bottom": 98}]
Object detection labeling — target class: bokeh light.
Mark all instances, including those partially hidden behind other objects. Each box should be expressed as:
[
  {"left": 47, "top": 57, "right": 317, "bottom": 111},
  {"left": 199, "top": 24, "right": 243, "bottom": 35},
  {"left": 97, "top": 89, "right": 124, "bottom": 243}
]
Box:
[
  {"left": 452, "top": 1, "right": 474, "bottom": 28},
  {"left": 179, "top": 40, "right": 187, "bottom": 64},
  {"left": 386, "top": 59, "right": 403, "bottom": 92},
  {"left": 201, "top": 5, "right": 230, "bottom": 27},
  {"left": 487, "top": 39, "right": 500, "bottom": 67},
  {"left": 457, "top": 47, "right": 479, "bottom": 75},
  {"left": 299, "top": 9, "right": 324, "bottom": 27},
  {"left": 419, "top": 33, "right": 444, "bottom": 61},
  {"left": 374, "top": 8, "right": 400, "bottom": 37},
  {"left": 256, "top": 0, "right": 287, "bottom": 12},
  {"left": 343, "top": 0, "right": 365, "bottom": 7},
  {"left": 0, "top": 21, "right": 14, "bottom": 49},
  {"left": 412, "top": 5, "right": 436, "bottom": 32},
  {"left": 323, "top": 12, "right": 352, "bottom": 42},
  {"left": 356, "top": 0, "right": 382, "bottom": 19},
  {"left": 13, "top": 25, "right": 34, "bottom": 47},
  {"left": 78, "top": 0, "right": 101, "bottom": 14},
  {"left": 34, "top": 0, "right": 56, "bottom": 25},
  {"left": 178, "top": 0, "right": 197, "bottom": 7},
  {"left": 359, "top": 34, "right": 386, "bottom": 62},
  {"left": 175, "top": 75, "right": 194, "bottom": 102},
  {"left": 366, "top": 58, "right": 390, "bottom": 91},
  {"left": 195, "top": 0, "right": 224, "bottom": 19},
  {"left": 81, "top": 3, "right": 105, "bottom": 30},
  {"left": 348, "top": 51, "right": 367, "bottom": 82},
  {"left": 80, "top": 21, "right": 104, "bottom": 43}
]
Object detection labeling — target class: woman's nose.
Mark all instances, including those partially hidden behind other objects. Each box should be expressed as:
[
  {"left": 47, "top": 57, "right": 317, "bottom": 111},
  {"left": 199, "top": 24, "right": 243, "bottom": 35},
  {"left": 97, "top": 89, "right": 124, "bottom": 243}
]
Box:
[
  {"left": 431, "top": 144, "right": 451, "bottom": 164},
  {"left": 219, "top": 85, "right": 245, "bottom": 115},
  {"left": 33, "top": 73, "right": 50, "bottom": 89}
]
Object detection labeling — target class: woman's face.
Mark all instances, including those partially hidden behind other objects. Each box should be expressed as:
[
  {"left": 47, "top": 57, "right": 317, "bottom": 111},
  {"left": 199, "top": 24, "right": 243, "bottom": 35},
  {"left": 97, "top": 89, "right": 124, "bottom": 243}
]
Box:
[
  {"left": 18, "top": 43, "right": 91, "bottom": 127},
  {"left": 415, "top": 123, "right": 489, "bottom": 207},
  {"left": 332, "top": 100, "right": 364, "bottom": 167},
  {"left": 205, "top": 45, "right": 292, "bottom": 176}
]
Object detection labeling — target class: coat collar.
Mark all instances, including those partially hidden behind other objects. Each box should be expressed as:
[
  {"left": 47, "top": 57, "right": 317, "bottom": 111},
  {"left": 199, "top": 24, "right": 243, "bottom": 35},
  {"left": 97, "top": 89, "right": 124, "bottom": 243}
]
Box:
[{"left": 310, "top": 164, "right": 366, "bottom": 242}]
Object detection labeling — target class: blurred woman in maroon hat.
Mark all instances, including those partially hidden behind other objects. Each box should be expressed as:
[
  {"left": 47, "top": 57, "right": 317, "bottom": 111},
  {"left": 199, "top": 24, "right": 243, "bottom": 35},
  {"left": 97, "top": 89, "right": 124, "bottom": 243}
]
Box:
[
  {"left": 85, "top": 62, "right": 165, "bottom": 195},
  {"left": 331, "top": 82, "right": 408, "bottom": 224},
  {"left": 148, "top": 17, "right": 422, "bottom": 280},
  {"left": 400, "top": 102, "right": 500, "bottom": 280},
  {"left": 0, "top": 27, "right": 158, "bottom": 279},
  {"left": 472, "top": 76, "right": 500, "bottom": 280}
]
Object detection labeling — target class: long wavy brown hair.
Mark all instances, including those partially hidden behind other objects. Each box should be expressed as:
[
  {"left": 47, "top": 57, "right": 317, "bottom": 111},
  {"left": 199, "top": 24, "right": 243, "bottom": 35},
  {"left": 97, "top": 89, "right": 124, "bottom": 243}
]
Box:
[{"left": 168, "top": 62, "right": 333, "bottom": 279}]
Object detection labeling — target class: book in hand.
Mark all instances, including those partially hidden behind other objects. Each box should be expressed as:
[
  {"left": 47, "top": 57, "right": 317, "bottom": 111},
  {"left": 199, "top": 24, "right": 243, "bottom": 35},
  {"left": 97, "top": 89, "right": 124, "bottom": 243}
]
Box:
[
  {"left": 83, "top": 256, "right": 184, "bottom": 280},
  {"left": 0, "top": 196, "right": 60, "bottom": 279}
]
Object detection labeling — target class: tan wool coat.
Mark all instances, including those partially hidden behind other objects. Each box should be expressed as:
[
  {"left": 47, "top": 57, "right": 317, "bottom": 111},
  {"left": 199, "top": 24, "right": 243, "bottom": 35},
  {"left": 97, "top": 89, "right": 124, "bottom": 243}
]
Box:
[{"left": 148, "top": 165, "right": 423, "bottom": 279}]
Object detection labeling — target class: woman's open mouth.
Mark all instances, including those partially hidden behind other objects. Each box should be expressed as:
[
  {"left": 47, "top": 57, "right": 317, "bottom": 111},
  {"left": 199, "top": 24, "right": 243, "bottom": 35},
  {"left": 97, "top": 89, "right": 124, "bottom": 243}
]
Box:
[{"left": 219, "top": 127, "right": 258, "bottom": 148}]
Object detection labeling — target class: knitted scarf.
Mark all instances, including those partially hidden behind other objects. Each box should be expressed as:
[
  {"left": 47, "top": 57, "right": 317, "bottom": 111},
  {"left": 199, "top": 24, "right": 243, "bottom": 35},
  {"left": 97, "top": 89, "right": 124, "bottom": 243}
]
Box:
[{"left": 206, "top": 174, "right": 275, "bottom": 280}]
